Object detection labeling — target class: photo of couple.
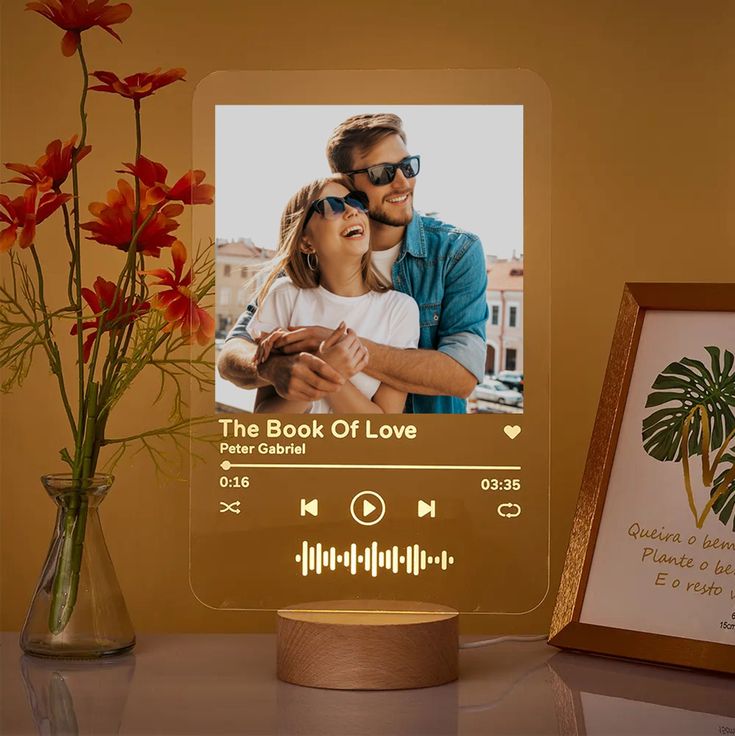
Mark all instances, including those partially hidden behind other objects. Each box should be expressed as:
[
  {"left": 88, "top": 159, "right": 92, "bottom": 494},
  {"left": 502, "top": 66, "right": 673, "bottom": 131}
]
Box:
[{"left": 216, "top": 109, "right": 523, "bottom": 415}]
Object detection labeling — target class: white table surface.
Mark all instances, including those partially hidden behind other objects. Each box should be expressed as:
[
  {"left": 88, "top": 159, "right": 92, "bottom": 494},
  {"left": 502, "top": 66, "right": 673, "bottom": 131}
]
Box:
[{"left": 1, "top": 633, "right": 733, "bottom": 735}]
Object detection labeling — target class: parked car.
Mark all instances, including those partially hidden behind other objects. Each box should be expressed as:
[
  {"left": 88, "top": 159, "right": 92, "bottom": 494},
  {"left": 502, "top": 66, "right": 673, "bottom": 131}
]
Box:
[
  {"left": 496, "top": 370, "right": 524, "bottom": 393},
  {"left": 474, "top": 379, "right": 523, "bottom": 406}
]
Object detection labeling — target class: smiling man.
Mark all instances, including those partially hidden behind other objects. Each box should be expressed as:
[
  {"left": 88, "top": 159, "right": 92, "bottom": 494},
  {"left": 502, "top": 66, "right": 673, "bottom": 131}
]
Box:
[{"left": 218, "top": 113, "right": 488, "bottom": 414}]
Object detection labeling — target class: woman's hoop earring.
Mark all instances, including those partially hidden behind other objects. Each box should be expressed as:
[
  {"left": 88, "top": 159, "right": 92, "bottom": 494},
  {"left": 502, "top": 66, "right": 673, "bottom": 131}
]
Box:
[{"left": 306, "top": 252, "right": 319, "bottom": 271}]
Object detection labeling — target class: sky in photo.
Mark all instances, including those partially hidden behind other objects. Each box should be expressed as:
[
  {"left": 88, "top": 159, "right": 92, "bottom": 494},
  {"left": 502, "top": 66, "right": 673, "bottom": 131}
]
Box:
[{"left": 215, "top": 105, "right": 523, "bottom": 260}]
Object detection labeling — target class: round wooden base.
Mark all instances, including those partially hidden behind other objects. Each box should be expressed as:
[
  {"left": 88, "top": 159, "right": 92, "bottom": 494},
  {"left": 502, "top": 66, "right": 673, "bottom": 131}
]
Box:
[{"left": 277, "top": 600, "right": 459, "bottom": 690}]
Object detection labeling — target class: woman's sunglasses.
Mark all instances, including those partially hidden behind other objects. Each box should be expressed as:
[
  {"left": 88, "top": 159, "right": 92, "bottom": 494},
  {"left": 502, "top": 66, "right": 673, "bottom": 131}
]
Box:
[
  {"left": 347, "top": 155, "right": 421, "bottom": 186},
  {"left": 303, "top": 191, "right": 369, "bottom": 227}
]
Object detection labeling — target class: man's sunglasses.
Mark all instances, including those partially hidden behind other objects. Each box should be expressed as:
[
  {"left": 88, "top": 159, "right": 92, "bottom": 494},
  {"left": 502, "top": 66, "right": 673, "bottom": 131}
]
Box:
[
  {"left": 347, "top": 155, "right": 421, "bottom": 186},
  {"left": 303, "top": 191, "right": 369, "bottom": 227}
]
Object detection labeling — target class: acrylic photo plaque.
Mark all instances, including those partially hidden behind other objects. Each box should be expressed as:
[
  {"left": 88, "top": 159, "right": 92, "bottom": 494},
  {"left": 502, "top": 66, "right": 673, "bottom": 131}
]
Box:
[{"left": 187, "top": 70, "right": 551, "bottom": 617}]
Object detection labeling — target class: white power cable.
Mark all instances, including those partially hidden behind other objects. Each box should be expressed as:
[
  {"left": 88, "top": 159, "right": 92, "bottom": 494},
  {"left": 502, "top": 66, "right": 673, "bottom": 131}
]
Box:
[{"left": 459, "top": 634, "right": 547, "bottom": 650}]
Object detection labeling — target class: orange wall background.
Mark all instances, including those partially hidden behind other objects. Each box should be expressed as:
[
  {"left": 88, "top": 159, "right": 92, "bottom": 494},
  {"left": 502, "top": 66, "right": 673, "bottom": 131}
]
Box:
[{"left": 2, "top": 0, "right": 735, "bottom": 633}]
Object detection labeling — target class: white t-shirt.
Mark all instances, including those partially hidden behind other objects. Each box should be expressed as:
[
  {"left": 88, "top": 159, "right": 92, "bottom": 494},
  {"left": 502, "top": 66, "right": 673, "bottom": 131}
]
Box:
[
  {"left": 370, "top": 241, "right": 402, "bottom": 286},
  {"left": 248, "top": 278, "right": 419, "bottom": 413}
]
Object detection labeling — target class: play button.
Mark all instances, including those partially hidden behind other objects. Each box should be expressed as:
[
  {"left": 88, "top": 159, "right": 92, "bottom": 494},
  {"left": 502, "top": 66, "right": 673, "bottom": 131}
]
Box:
[{"left": 350, "top": 490, "right": 386, "bottom": 526}]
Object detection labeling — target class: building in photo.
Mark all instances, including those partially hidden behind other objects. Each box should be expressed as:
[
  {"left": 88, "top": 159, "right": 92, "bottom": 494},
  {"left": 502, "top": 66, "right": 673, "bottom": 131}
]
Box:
[
  {"left": 485, "top": 256, "right": 524, "bottom": 376},
  {"left": 215, "top": 239, "right": 275, "bottom": 338}
]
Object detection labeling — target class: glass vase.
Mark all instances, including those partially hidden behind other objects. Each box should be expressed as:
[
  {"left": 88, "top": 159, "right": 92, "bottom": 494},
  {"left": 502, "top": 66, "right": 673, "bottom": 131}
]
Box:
[{"left": 20, "top": 474, "right": 135, "bottom": 659}]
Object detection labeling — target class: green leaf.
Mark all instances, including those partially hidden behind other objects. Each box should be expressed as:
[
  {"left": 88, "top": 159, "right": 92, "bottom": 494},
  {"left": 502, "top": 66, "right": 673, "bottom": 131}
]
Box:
[
  {"left": 642, "top": 346, "right": 735, "bottom": 462},
  {"left": 712, "top": 451, "right": 735, "bottom": 531}
]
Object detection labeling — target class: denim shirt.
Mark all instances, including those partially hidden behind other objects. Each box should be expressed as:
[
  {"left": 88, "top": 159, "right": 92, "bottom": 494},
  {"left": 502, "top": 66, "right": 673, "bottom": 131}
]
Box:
[
  {"left": 391, "top": 213, "right": 488, "bottom": 414},
  {"left": 226, "top": 212, "right": 488, "bottom": 414}
]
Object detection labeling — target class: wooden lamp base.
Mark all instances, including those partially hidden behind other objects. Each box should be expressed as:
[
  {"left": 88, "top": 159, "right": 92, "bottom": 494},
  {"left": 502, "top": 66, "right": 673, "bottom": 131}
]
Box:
[{"left": 277, "top": 600, "right": 459, "bottom": 690}]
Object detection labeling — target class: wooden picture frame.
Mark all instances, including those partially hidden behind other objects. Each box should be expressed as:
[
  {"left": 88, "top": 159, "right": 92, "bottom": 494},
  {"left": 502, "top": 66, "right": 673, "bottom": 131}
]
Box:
[{"left": 550, "top": 283, "right": 735, "bottom": 675}]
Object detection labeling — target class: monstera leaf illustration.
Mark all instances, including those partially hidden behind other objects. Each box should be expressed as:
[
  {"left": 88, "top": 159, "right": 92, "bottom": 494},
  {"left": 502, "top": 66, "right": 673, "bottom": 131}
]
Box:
[
  {"left": 712, "top": 450, "right": 735, "bottom": 531},
  {"left": 642, "top": 346, "right": 735, "bottom": 462}
]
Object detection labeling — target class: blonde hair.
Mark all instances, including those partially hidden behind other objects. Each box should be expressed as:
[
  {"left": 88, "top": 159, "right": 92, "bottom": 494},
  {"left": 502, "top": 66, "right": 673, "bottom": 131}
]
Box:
[{"left": 256, "top": 175, "right": 386, "bottom": 306}]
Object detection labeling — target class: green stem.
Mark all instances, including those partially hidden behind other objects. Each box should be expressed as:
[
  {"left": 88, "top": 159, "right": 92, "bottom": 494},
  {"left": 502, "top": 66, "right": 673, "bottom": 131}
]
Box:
[
  {"left": 60, "top": 201, "right": 77, "bottom": 307},
  {"left": 10, "top": 250, "right": 19, "bottom": 301},
  {"left": 101, "top": 102, "right": 157, "bottom": 398},
  {"left": 71, "top": 52, "right": 144, "bottom": 480},
  {"left": 99, "top": 205, "right": 159, "bottom": 389},
  {"left": 115, "top": 100, "right": 142, "bottom": 305},
  {"left": 112, "top": 256, "right": 146, "bottom": 383},
  {"left": 77, "top": 99, "right": 145, "bottom": 400},
  {"left": 89, "top": 413, "right": 108, "bottom": 473},
  {"left": 134, "top": 98, "right": 141, "bottom": 159},
  {"left": 28, "top": 246, "right": 49, "bottom": 336},
  {"left": 29, "top": 246, "right": 77, "bottom": 439},
  {"left": 49, "top": 383, "right": 97, "bottom": 634},
  {"left": 48, "top": 39, "right": 92, "bottom": 634},
  {"left": 97, "top": 326, "right": 174, "bottom": 418},
  {"left": 71, "top": 41, "right": 90, "bottom": 478},
  {"left": 76, "top": 44, "right": 89, "bottom": 148},
  {"left": 48, "top": 495, "right": 87, "bottom": 634},
  {"left": 117, "top": 101, "right": 143, "bottom": 304},
  {"left": 102, "top": 415, "right": 214, "bottom": 447},
  {"left": 81, "top": 382, "right": 98, "bottom": 479}
]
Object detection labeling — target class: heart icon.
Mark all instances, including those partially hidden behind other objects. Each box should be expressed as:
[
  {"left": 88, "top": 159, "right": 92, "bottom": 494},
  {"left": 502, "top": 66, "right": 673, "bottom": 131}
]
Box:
[{"left": 504, "top": 425, "right": 521, "bottom": 439}]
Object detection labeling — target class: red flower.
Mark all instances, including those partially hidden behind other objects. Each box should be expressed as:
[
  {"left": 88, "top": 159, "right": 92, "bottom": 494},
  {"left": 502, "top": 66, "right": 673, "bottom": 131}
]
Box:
[
  {"left": 80, "top": 179, "right": 183, "bottom": 257},
  {"left": 142, "top": 240, "right": 214, "bottom": 346},
  {"left": 5, "top": 135, "right": 91, "bottom": 191},
  {"left": 0, "top": 187, "right": 72, "bottom": 252},
  {"left": 118, "top": 156, "right": 214, "bottom": 206},
  {"left": 89, "top": 68, "right": 186, "bottom": 100},
  {"left": 42, "top": 136, "right": 92, "bottom": 188},
  {"left": 3, "top": 163, "right": 52, "bottom": 193},
  {"left": 26, "top": 0, "right": 132, "bottom": 57},
  {"left": 70, "top": 276, "right": 149, "bottom": 362}
]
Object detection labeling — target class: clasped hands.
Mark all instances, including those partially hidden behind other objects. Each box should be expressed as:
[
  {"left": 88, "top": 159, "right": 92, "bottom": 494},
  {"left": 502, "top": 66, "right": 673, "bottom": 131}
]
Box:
[{"left": 254, "top": 323, "right": 369, "bottom": 402}]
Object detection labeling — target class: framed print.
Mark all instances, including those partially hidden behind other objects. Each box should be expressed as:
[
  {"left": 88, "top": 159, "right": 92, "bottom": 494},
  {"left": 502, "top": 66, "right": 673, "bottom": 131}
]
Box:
[{"left": 550, "top": 283, "right": 735, "bottom": 675}]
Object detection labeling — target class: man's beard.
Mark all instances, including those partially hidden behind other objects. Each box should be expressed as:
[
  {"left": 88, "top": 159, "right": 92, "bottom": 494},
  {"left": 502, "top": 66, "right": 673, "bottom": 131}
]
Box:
[{"left": 369, "top": 197, "right": 414, "bottom": 227}]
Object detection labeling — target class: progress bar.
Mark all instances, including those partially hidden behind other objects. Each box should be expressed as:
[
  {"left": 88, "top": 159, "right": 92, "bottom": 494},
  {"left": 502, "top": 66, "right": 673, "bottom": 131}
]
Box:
[{"left": 221, "top": 461, "right": 520, "bottom": 471}]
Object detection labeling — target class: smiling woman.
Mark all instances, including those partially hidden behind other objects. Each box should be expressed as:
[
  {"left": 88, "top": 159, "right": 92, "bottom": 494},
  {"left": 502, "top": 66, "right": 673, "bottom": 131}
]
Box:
[{"left": 244, "top": 175, "right": 420, "bottom": 415}]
